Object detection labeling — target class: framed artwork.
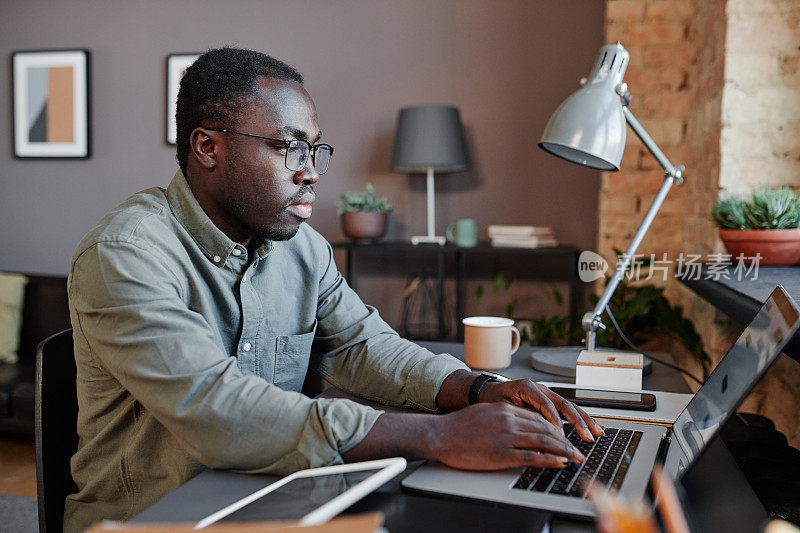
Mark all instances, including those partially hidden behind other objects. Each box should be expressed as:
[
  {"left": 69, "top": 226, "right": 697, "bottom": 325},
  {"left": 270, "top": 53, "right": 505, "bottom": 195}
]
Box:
[
  {"left": 12, "top": 49, "right": 91, "bottom": 158},
  {"left": 166, "top": 53, "right": 200, "bottom": 145}
]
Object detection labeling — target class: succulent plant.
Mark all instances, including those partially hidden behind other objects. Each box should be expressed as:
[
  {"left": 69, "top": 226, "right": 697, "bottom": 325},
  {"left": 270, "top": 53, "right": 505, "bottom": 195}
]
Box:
[
  {"left": 745, "top": 187, "right": 800, "bottom": 229},
  {"left": 712, "top": 188, "right": 800, "bottom": 230},
  {"left": 338, "top": 184, "right": 393, "bottom": 214},
  {"left": 711, "top": 197, "right": 749, "bottom": 229}
]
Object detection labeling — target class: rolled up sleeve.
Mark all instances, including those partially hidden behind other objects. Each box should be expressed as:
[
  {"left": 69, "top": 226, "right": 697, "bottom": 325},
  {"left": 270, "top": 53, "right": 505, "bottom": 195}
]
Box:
[
  {"left": 70, "top": 239, "right": 382, "bottom": 474},
  {"left": 310, "top": 240, "right": 469, "bottom": 412}
]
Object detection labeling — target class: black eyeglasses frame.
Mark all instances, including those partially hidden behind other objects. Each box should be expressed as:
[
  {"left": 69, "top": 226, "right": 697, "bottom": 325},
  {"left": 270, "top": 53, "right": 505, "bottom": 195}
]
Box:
[{"left": 205, "top": 127, "right": 334, "bottom": 174}]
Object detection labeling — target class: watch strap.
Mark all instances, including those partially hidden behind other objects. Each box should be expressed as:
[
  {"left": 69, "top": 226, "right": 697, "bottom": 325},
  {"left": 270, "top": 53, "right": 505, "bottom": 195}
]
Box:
[{"left": 468, "top": 373, "right": 498, "bottom": 405}]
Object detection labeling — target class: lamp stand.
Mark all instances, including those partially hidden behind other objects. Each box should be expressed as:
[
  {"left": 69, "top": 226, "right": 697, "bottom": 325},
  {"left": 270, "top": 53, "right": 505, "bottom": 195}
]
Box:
[
  {"left": 411, "top": 167, "right": 446, "bottom": 245},
  {"left": 531, "top": 88, "right": 684, "bottom": 377}
]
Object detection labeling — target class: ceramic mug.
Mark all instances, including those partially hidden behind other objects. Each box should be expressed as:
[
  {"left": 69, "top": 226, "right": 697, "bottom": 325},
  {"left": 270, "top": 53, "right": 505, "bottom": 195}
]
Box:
[
  {"left": 462, "top": 316, "right": 521, "bottom": 370},
  {"left": 446, "top": 219, "right": 478, "bottom": 247}
]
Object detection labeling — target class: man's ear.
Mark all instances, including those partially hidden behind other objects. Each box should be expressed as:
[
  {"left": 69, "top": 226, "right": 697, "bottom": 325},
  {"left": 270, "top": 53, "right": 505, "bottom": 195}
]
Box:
[{"left": 189, "top": 128, "right": 220, "bottom": 170}]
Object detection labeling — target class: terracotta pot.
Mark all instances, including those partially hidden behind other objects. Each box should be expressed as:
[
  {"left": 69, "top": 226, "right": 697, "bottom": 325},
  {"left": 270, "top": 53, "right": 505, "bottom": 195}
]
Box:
[
  {"left": 340, "top": 211, "right": 389, "bottom": 244},
  {"left": 719, "top": 228, "right": 800, "bottom": 265}
]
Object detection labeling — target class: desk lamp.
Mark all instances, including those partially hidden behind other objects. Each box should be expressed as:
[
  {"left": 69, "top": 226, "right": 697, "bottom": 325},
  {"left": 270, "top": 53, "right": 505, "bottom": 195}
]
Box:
[
  {"left": 536, "top": 42, "right": 685, "bottom": 375},
  {"left": 392, "top": 105, "right": 469, "bottom": 245}
]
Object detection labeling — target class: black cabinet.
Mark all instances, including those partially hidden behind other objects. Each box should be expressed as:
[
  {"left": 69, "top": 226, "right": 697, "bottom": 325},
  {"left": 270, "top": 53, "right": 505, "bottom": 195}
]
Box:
[{"left": 331, "top": 242, "right": 582, "bottom": 341}]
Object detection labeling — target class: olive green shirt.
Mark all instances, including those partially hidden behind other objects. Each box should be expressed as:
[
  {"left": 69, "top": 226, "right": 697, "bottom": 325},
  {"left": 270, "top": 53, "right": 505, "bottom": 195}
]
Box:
[{"left": 65, "top": 171, "right": 468, "bottom": 533}]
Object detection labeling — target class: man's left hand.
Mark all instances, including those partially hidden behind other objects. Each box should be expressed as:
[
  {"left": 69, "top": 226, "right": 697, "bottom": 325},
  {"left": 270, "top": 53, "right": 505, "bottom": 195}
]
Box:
[{"left": 480, "top": 379, "right": 604, "bottom": 442}]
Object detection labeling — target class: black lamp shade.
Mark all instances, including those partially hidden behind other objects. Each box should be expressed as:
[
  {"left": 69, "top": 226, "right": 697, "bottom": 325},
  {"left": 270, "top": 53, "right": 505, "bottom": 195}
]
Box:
[{"left": 391, "top": 105, "right": 469, "bottom": 173}]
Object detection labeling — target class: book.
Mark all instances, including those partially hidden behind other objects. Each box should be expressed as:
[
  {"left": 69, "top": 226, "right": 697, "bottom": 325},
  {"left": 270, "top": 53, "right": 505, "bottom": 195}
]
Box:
[
  {"left": 490, "top": 236, "right": 559, "bottom": 248},
  {"left": 487, "top": 225, "right": 555, "bottom": 238}
]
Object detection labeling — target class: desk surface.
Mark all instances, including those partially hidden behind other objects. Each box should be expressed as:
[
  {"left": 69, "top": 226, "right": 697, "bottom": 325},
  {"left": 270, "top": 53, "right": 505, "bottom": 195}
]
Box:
[{"left": 131, "top": 342, "right": 767, "bottom": 533}]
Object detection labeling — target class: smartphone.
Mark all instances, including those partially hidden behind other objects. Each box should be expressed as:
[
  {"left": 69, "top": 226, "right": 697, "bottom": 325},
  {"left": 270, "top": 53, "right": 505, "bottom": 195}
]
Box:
[{"left": 551, "top": 387, "right": 657, "bottom": 411}]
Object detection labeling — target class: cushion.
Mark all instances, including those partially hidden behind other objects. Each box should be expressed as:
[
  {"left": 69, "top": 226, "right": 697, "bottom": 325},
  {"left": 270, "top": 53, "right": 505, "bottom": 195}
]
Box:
[{"left": 0, "top": 273, "right": 28, "bottom": 364}]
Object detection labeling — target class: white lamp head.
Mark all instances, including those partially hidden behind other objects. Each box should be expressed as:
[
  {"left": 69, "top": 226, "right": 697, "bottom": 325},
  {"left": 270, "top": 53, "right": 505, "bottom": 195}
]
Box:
[{"left": 539, "top": 43, "right": 630, "bottom": 171}]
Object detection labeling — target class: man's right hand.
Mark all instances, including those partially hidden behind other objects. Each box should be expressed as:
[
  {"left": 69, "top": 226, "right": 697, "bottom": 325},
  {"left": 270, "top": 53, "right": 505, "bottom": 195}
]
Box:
[
  {"left": 433, "top": 402, "right": 585, "bottom": 470},
  {"left": 342, "top": 404, "right": 584, "bottom": 470}
]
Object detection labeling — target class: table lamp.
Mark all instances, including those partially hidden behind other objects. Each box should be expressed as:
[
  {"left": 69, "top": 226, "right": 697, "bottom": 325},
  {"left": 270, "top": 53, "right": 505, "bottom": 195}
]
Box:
[
  {"left": 391, "top": 105, "right": 469, "bottom": 245},
  {"left": 535, "top": 42, "right": 686, "bottom": 376}
]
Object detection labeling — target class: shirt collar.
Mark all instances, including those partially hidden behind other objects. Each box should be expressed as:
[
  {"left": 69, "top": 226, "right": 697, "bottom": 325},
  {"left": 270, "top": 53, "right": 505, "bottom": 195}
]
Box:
[{"left": 165, "top": 170, "right": 270, "bottom": 267}]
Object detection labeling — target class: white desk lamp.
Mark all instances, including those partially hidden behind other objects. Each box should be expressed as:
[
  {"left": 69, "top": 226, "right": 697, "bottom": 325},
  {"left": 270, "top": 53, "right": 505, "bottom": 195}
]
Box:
[
  {"left": 391, "top": 105, "right": 469, "bottom": 245},
  {"left": 534, "top": 42, "right": 685, "bottom": 376}
]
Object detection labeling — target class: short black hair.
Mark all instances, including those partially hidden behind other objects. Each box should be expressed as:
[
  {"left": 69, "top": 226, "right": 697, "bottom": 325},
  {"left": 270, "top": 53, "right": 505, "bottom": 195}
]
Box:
[{"left": 175, "top": 47, "right": 304, "bottom": 174}]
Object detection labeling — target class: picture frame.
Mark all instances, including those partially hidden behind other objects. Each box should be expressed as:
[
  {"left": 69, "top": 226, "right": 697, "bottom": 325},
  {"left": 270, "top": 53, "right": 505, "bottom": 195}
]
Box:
[
  {"left": 12, "top": 49, "right": 91, "bottom": 158},
  {"left": 166, "top": 53, "right": 200, "bottom": 145}
]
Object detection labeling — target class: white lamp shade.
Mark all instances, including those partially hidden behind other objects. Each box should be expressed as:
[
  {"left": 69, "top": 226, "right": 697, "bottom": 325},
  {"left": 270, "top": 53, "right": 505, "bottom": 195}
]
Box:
[{"left": 539, "top": 43, "right": 631, "bottom": 171}]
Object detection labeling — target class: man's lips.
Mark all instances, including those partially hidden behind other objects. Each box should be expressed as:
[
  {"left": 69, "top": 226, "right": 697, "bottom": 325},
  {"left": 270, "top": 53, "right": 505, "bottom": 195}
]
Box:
[
  {"left": 287, "top": 203, "right": 312, "bottom": 218},
  {"left": 286, "top": 194, "right": 315, "bottom": 219}
]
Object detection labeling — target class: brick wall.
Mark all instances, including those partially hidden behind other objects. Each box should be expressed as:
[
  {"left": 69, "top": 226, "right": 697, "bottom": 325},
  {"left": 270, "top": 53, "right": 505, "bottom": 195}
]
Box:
[
  {"left": 719, "top": 0, "right": 800, "bottom": 444},
  {"left": 603, "top": 0, "right": 800, "bottom": 447}
]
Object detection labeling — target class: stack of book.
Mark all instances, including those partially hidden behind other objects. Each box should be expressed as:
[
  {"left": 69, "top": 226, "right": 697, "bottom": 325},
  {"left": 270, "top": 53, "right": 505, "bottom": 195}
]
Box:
[{"left": 488, "top": 225, "right": 558, "bottom": 248}]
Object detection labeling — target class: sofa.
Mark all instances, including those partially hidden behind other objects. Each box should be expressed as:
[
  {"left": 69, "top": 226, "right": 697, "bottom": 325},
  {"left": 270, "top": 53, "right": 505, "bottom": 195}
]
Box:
[{"left": 0, "top": 274, "right": 70, "bottom": 437}]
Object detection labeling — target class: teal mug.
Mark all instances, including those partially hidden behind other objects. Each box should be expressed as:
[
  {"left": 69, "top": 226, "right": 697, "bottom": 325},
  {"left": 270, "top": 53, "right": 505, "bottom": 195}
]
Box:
[{"left": 446, "top": 219, "right": 478, "bottom": 247}]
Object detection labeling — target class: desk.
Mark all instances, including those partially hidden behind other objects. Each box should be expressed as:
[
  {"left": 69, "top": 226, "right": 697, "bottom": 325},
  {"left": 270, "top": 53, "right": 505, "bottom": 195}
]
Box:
[{"left": 132, "top": 343, "right": 767, "bottom": 532}]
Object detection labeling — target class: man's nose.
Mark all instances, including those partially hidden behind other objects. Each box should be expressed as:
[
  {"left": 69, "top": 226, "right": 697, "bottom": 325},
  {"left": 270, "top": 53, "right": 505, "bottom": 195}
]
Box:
[{"left": 294, "top": 159, "right": 319, "bottom": 185}]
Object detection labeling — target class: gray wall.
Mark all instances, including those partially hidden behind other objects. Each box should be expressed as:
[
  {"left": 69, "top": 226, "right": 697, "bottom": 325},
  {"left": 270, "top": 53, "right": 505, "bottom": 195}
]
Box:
[{"left": 0, "top": 0, "right": 603, "bottom": 278}]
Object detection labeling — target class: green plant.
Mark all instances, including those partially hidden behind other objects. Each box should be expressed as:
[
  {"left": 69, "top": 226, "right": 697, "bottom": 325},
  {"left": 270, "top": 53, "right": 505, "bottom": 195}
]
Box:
[
  {"left": 594, "top": 252, "right": 711, "bottom": 377},
  {"left": 712, "top": 187, "right": 800, "bottom": 230},
  {"left": 338, "top": 184, "right": 392, "bottom": 214},
  {"left": 474, "top": 272, "right": 517, "bottom": 318},
  {"left": 474, "top": 275, "right": 577, "bottom": 346}
]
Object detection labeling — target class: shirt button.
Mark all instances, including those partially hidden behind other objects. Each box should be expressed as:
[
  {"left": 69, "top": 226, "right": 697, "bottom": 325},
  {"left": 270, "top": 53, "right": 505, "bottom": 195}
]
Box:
[
  {"left": 242, "top": 275, "right": 247, "bottom": 283},
  {"left": 243, "top": 342, "right": 252, "bottom": 352},
  {"left": 213, "top": 255, "right": 221, "bottom": 263},
  {"left": 232, "top": 249, "right": 241, "bottom": 256}
]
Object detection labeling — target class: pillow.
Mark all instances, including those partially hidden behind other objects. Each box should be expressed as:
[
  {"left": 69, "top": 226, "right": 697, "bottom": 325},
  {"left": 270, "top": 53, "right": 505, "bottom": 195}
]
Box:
[{"left": 0, "top": 272, "right": 28, "bottom": 364}]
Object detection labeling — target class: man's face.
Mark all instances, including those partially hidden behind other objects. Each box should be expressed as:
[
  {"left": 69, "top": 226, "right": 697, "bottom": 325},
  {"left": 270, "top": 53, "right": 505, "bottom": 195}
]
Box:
[{"left": 214, "top": 78, "right": 321, "bottom": 243}]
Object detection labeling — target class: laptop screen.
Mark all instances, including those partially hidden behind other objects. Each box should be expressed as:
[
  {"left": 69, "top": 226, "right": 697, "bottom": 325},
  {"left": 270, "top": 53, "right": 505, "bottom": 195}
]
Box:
[{"left": 665, "top": 286, "right": 799, "bottom": 480}]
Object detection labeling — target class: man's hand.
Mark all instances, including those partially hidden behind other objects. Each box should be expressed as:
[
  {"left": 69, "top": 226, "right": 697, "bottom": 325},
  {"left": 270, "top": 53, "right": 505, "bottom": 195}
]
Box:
[
  {"left": 436, "top": 370, "right": 604, "bottom": 442},
  {"left": 481, "top": 379, "right": 605, "bottom": 442},
  {"left": 433, "top": 403, "right": 585, "bottom": 470},
  {"left": 342, "top": 404, "right": 585, "bottom": 470}
]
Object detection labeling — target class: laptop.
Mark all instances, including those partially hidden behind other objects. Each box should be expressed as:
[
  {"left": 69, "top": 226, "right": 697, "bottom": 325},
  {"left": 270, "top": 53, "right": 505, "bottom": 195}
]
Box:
[{"left": 402, "top": 285, "right": 799, "bottom": 518}]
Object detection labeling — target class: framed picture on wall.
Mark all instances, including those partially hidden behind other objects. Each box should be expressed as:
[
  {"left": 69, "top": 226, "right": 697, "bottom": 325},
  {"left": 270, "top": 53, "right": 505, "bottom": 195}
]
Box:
[
  {"left": 12, "top": 49, "right": 91, "bottom": 158},
  {"left": 166, "top": 53, "right": 200, "bottom": 145}
]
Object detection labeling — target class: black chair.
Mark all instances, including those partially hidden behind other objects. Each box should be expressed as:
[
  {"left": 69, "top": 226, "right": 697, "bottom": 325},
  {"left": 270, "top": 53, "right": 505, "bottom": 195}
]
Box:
[{"left": 35, "top": 328, "right": 78, "bottom": 533}]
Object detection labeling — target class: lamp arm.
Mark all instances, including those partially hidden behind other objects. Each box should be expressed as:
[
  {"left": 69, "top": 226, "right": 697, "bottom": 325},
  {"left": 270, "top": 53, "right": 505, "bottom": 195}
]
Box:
[{"left": 582, "top": 106, "right": 685, "bottom": 351}]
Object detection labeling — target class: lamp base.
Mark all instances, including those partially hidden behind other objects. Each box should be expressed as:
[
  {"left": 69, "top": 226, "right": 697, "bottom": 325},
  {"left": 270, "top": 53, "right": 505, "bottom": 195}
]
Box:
[
  {"left": 529, "top": 346, "right": 652, "bottom": 378},
  {"left": 411, "top": 235, "right": 446, "bottom": 245}
]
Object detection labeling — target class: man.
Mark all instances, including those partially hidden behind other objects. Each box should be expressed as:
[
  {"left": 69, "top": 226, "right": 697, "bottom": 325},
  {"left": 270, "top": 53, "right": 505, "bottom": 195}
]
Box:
[{"left": 65, "top": 48, "right": 603, "bottom": 532}]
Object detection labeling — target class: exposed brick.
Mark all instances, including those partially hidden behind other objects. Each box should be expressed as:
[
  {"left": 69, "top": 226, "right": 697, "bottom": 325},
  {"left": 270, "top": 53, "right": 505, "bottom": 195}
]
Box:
[
  {"left": 644, "top": 45, "right": 693, "bottom": 69},
  {"left": 610, "top": 21, "right": 687, "bottom": 46},
  {"left": 646, "top": 0, "right": 695, "bottom": 20},
  {"left": 607, "top": 0, "right": 646, "bottom": 23}
]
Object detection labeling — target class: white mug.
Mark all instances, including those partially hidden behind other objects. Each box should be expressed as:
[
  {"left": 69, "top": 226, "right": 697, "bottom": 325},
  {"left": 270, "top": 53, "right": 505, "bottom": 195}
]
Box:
[{"left": 462, "top": 316, "right": 521, "bottom": 370}]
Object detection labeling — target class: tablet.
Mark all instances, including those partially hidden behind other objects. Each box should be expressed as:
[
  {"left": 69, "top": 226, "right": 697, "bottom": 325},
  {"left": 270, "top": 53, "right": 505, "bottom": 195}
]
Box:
[{"left": 194, "top": 457, "right": 407, "bottom": 529}]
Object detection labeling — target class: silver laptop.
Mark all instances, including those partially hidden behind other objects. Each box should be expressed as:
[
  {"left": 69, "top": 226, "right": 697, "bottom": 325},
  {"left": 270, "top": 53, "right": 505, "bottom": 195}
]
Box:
[{"left": 402, "top": 285, "right": 799, "bottom": 518}]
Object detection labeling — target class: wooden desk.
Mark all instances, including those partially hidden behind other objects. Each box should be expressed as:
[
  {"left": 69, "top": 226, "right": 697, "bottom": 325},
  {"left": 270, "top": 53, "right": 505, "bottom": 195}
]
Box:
[{"left": 131, "top": 343, "right": 767, "bottom": 532}]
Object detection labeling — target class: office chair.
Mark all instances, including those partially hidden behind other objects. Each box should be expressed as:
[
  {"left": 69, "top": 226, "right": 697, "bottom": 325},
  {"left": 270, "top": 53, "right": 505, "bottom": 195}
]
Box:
[{"left": 35, "top": 328, "right": 78, "bottom": 533}]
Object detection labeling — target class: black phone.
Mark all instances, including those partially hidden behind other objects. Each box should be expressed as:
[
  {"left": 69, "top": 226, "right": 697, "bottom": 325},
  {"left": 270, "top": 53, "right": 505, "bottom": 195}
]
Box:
[{"left": 550, "top": 387, "right": 657, "bottom": 411}]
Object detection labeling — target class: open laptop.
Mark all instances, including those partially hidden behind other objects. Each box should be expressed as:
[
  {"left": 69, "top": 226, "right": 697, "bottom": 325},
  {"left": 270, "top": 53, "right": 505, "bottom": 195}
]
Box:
[{"left": 402, "top": 285, "right": 799, "bottom": 518}]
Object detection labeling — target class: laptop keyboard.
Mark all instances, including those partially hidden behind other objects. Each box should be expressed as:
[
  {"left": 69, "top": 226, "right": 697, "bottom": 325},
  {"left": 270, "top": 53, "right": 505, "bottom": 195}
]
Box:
[{"left": 512, "top": 423, "right": 643, "bottom": 499}]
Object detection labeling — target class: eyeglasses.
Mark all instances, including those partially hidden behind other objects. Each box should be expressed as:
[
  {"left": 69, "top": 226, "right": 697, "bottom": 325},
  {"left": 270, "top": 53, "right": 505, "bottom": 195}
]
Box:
[{"left": 206, "top": 128, "right": 334, "bottom": 175}]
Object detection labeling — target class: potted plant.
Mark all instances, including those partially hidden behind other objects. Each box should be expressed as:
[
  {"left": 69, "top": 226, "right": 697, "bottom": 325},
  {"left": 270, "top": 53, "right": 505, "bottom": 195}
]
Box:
[
  {"left": 712, "top": 187, "right": 800, "bottom": 265},
  {"left": 338, "top": 184, "right": 392, "bottom": 244}
]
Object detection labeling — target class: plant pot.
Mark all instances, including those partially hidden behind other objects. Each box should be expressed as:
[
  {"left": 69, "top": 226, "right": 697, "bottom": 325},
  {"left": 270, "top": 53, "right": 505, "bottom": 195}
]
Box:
[
  {"left": 340, "top": 211, "right": 389, "bottom": 244},
  {"left": 719, "top": 228, "right": 800, "bottom": 265}
]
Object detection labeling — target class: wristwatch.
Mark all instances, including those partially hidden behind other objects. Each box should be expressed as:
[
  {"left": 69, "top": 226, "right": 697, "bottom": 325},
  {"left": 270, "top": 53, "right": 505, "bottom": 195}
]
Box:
[{"left": 467, "top": 371, "right": 511, "bottom": 404}]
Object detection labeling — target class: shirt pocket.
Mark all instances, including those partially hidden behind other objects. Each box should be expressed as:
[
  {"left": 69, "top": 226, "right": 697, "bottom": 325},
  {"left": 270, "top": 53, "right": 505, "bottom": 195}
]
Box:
[{"left": 274, "top": 320, "right": 317, "bottom": 392}]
